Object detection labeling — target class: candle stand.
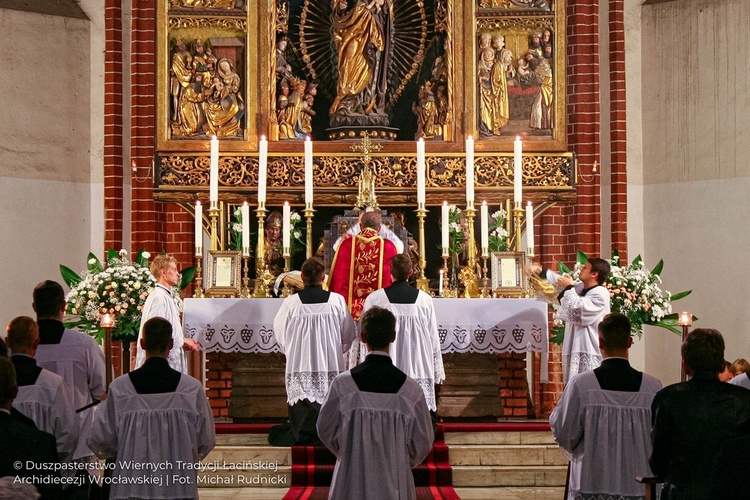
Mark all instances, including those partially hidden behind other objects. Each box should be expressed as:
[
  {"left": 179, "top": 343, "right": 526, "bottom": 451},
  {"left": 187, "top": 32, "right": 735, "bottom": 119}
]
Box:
[
  {"left": 254, "top": 204, "right": 269, "bottom": 298},
  {"left": 304, "top": 205, "right": 315, "bottom": 260},
  {"left": 415, "top": 204, "right": 430, "bottom": 293},
  {"left": 193, "top": 253, "right": 204, "bottom": 298}
]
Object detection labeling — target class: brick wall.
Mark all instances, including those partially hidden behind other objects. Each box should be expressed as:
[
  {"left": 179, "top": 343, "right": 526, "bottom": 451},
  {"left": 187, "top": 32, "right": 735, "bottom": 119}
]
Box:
[
  {"left": 206, "top": 352, "right": 236, "bottom": 418},
  {"left": 104, "top": 1, "right": 124, "bottom": 250},
  {"left": 608, "top": 0, "right": 628, "bottom": 259}
]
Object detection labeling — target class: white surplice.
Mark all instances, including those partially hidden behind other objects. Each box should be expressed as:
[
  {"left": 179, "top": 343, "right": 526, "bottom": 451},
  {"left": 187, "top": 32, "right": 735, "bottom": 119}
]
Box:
[
  {"left": 13, "top": 369, "right": 79, "bottom": 462},
  {"left": 317, "top": 372, "right": 434, "bottom": 500},
  {"left": 273, "top": 292, "right": 356, "bottom": 405},
  {"left": 362, "top": 289, "right": 445, "bottom": 411},
  {"left": 135, "top": 284, "right": 186, "bottom": 373},
  {"left": 544, "top": 270, "right": 610, "bottom": 383},
  {"left": 730, "top": 372, "right": 750, "bottom": 390},
  {"left": 550, "top": 371, "right": 662, "bottom": 500},
  {"left": 34, "top": 328, "right": 106, "bottom": 460},
  {"left": 87, "top": 373, "right": 215, "bottom": 500}
]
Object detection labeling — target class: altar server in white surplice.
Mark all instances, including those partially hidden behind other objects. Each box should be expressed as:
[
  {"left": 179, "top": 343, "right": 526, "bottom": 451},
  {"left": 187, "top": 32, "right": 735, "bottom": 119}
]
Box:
[
  {"left": 269, "top": 258, "right": 356, "bottom": 446},
  {"left": 550, "top": 313, "right": 661, "bottom": 500},
  {"left": 135, "top": 254, "right": 198, "bottom": 373},
  {"left": 89, "top": 317, "right": 215, "bottom": 500},
  {"left": 32, "top": 280, "right": 106, "bottom": 465},
  {"left": 318, "top": 307, "right": 434, "bottom": 500},
  {"left": 362, "top": 253, "right": 445, "bottom": 416},
  {"left": 7, "top": 316, "right": 78, "bottom": 462},
  {"left": 533, "top": 258, "right": 611, "bottom": 384}
]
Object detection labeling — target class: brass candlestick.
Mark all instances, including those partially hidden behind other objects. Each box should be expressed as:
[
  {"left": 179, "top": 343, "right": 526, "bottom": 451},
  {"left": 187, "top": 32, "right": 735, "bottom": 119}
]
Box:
[
  {"left": 304, "top": 205, "right": 315, "bottom": 259},
  {"left": 480, "top": 255, "right": 490, "bottom": 298},
  {"left": 193, "top": 253, "right": 204, "bottom": 298},
  {"left": 240, "top": 255, "right": 251, "bottom": 297},
  {"left": 209, "top": 206, "right": 220, "bottom": 251},
  {"left": 415, "top": 204, "right": 430, "bottom": 293},
  {"left": 254, "top": 204, "right": 268, "bottom": 298},
  {"left": 283, "top": 253, "right": 291, "bottom": 273},
  {"left": 440, "top": 256, "right": 453, "bottom": 298},
  {"left": 513, "top": 203, "right": 524, "bottom": 252}
]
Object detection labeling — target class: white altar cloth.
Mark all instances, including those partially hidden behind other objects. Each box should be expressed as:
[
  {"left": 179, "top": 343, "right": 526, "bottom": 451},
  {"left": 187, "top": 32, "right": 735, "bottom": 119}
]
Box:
[{"left": 183, "top": 298, "right": 549, "bottom": 380}]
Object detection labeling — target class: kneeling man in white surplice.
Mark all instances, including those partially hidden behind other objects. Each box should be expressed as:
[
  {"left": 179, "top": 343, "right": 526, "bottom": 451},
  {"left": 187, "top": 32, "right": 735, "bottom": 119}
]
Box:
[
  {"left": 88, "top": 317, "right": 215, "bottom": 500},
  {"left": 269, "top": 257, "right": 356, "bottom": 446},
  {"left": 362, "top": 253, "right": 444, "bottom": 423},
  {"left": 550, "top": 313, "right": 661, "bottom": 500}
]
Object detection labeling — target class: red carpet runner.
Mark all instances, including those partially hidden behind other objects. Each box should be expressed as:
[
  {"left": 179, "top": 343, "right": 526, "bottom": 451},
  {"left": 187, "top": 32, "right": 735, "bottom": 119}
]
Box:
[{"left": 282, "top": 426, "right": 460, "bottom": 500}]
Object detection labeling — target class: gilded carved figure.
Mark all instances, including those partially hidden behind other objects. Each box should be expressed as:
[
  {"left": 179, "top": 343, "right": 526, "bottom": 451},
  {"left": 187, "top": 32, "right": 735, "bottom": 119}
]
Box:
[
  {"left": 330, "top": 0, "right": 392, "bottom": 125},
  {"left": 203, "top": 59, "right": 244, "bottom": 137},
  {"left": 412, "top": 82, "right": 442, "bottom": 139},
  {"left": 490, "top": 34, "right": 510, "bottom": 132},
  {"left": 477, "top": 33, "right": 496, "bottom": 137},
  {"left": 168, "top": 36, "right": 244, "bottom": 138},
  {"left": 518, "top": 51, "right": 553, "bottom": 130}
]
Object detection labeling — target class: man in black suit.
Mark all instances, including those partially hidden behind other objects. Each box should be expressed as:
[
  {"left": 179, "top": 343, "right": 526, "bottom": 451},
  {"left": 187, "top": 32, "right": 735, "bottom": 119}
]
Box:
[
  {"left": 0, "top": 356, "right": 62, "bottom": 499},
  {"left": 318, "top": 306, "right": 434, "bottom": 500},
  {"left": 650, "top": 328, "right": 750, "bottom": 498}
]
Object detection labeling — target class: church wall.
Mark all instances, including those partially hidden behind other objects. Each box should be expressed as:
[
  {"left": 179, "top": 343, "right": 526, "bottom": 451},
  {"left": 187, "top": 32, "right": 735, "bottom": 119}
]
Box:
[
  {"left": 0, "top": 8, "right": 103, "bottom": 327},
  {"left": 639, "top": 0, "right": 750, "bottom": 385}
]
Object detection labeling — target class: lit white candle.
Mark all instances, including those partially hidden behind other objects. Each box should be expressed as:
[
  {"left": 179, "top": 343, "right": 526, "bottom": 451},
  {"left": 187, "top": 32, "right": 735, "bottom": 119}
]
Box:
[
  {"left": 466, "top": 136, "right": 474, "bottom": 209},
  {"left": 304, "top": 137, "right": 313, "bottom": 207},
  {"left": 480, "top": 201, "right": 489, "bottom": 257},
  {"left": 417, "top": 138, "right": 426, "bottom": 205},
  {"left": 258, "top": 136, "right": 268, "bottom": 206},
  {"left": 194, "top": 201, "right": 203, "bottom": 256},
  {"left": 438, "top": 268, "right": 444, "bottom": 296},
  {"left": 210, "top": 136, "right": 219, "bottom": 208},
  {"left": 282, "top": 202, "right": 291, "bottom": 257},
  {"left": 441, "top": 201, "right": 449, "bottom": 257},
  {"left": 526, "top": 201, "right": 535, "bottom": 256},
  {"left": 241, "top": 201, "right": 250, "bottom": 257},
  {"left": 513, "top": 136, "right": 523, "bottom": 207}
]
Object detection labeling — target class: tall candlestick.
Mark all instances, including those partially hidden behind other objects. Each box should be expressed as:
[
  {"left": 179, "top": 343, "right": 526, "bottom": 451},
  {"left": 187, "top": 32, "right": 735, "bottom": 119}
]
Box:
[
  {"left": 304, "top": 137, "right": 313, "bottom": 207},
  {"left": 194, "top": 201, "right": 203, "bottom": 256},
  {"left": 210, "top": 136, "right": 219, "bottom": 208},
  {"left": 258, "top": 136, "right": 268, "bottom": 205},
  {"left": 513, "top": 136, "right": 522, "bottom": 207},
  {"left": 282, "top": 202, "right": 291, "bottom": 256},
  {"left": 417, "top": 138, "right": 425, "bottom": 205},
  {"left": 480, "top": 201, "right": 489, "bottom": 257},
  {"left": 466, "top": 136, "right": 474, "bottom": 208},
  {"left": 241, "top": 201, "right": 250, "bottom": 256},
  {"left": 526, "top": 201, "right": 535, "bottom": 256},
  {"left": 441, "top": 201, "right": 449, "bottom": 257},
  {"left": 438, "top": 269, "right": 444, "bottom": 296}
]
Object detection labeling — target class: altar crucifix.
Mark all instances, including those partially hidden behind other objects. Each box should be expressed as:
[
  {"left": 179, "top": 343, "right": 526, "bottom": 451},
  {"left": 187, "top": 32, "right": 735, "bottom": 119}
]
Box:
[{"left": 351, "top": 132, "right": 382, "bottom": 209}]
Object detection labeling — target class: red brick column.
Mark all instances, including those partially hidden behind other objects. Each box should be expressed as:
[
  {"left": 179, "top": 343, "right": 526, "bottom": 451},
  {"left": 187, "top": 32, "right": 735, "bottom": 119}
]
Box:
[
  {"left": 130, "top": 0, "right": 166, "bottom": 255},
  {"left": 533, "top": 0, "right": 604, "bottom": 417},
  {"left": 609, "top": 0, "right": 628, "bottom": 259},
  {"left": 104, "top": 1, "right": 124, "bottom": 250}
]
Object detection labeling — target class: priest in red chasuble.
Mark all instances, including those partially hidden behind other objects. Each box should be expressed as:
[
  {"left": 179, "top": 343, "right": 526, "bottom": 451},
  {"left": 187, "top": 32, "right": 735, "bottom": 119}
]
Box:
[{"left": 328, "top": 211, "right": 398, "bottom": 321}]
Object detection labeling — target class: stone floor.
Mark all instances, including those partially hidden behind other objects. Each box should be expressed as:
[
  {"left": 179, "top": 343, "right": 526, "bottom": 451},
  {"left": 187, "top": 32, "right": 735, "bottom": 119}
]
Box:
[{"left": 197, "top": 487, "right": 565, "bottom": 499}]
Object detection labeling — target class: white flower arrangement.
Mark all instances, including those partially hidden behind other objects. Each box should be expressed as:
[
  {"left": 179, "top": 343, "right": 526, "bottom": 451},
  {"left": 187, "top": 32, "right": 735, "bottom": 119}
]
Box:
[
  {"left": 61, "top": 249, "right": 156, "bottom": 343},
  {"left": 552, "top": 250, "right": 691, "bottom": 341},
  {"left": 61, "top": 249, "right": 195, "bottom": 343},
  {"left": 488, "top": 208, "right": 509, "bottom": 252}
]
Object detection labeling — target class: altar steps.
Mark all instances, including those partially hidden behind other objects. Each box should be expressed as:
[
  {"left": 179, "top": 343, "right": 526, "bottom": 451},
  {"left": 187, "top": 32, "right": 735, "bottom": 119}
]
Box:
[{"left": 198, "top": 423, "right": 567, "bottom": 490}]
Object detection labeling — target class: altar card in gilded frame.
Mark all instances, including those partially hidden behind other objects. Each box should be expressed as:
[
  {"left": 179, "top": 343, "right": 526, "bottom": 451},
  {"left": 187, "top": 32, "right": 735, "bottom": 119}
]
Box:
[
  {"left": 491, "top": 251, "right": 526, "bottom": 296},
  {"left": 205, "top": 250, "right": 242, "bottom": 297}
]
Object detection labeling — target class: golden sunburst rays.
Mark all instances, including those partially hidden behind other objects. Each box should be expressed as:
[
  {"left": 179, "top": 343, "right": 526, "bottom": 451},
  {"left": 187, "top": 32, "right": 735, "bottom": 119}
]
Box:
[
  {"left": 298, "top": 0, "right": 429, "bottom": 108},
  {"left": 299, "top": 0, "right": 336, "bottom": 98}
]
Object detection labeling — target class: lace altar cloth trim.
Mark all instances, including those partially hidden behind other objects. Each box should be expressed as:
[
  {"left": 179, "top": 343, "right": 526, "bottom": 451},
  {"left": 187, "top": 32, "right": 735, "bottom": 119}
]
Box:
[{"left": 183, "top": 298, "right": 548, "bottom": 356}]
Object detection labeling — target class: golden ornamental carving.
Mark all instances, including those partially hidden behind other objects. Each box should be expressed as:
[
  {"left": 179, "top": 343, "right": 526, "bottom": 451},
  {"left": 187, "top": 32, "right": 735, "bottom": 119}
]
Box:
[
  {"left": 168, "top": 17, "right": 247, "bottom": 31},
  {"left": 276, "top": 0, "right": 289, "bottom": 33},
  {"left": 169, "top": 0, "right": 238, "bottom": 9},
  {"left": 478, "top": 0, "right": 553, "bottom": 10},
  {"left": 158, "top": 154, "right": 573, "bottom": 190},
  {"left": 477, "top": 17, "right": 553, "bottom": 32}
]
